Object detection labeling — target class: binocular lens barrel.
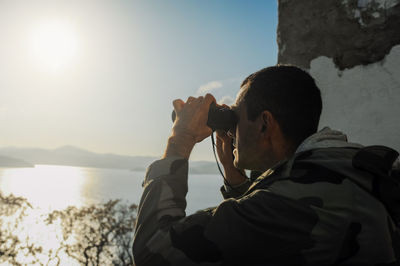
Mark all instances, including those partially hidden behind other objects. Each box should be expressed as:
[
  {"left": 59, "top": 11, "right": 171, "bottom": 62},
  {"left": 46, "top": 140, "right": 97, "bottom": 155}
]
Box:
[{"left": 171, "top": 102, "right": 237, "bottom": 132}]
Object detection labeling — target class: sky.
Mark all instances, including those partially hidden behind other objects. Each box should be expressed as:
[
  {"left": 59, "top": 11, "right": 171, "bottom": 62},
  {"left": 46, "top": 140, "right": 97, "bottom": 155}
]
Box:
[{"left": 0, "top": 0, "right": 278, "bottom": 161}]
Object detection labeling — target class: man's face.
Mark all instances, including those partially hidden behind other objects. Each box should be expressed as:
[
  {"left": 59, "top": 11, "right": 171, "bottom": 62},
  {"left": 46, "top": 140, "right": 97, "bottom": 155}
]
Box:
[{"left": 229, "top": 88, "right": 265, "bottom": 171}]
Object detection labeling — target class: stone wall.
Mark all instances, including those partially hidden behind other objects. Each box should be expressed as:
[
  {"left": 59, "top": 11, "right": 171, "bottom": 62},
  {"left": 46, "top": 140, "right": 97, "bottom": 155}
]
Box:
[{"left": 278, "top": 0, "right": 400, "bottom": 151}]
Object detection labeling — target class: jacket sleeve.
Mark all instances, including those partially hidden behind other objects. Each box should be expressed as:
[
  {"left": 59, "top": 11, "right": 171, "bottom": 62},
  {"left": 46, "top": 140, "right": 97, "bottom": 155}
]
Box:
[{"left": 132, "top": 157, "right": 320, "bottom": 266}]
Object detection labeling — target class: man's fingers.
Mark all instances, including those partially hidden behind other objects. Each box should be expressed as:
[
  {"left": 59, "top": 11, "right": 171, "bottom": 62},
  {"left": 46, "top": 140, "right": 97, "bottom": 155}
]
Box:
[
  {"left": 215, "top": 103, "right": 230, "bottom": 108},
  {"left": 216, "top": 130, "right": 227, "bottom": 140},
  {"left": 186, "top": 96, "right": 196, "bottom": 104},
  {"left": 216, "top": 130, "right": 231, "bottom": 142},
  {"left": 174, "top": 94, "right": 215, "bottom": 124},
  {"left": 204, "top": 93, "right": 216, "bottom": 106},
  {"left": 173, "top": 99, "right": 185, "bottom": 113},
  {"left": 215, "top": 133, "right": 222, "bottom": 147}
]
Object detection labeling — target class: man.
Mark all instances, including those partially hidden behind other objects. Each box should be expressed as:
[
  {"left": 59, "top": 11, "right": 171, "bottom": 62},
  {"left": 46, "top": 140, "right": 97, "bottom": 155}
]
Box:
[{"left": 132, "top": 65, "right": 399, "bottom": 265}]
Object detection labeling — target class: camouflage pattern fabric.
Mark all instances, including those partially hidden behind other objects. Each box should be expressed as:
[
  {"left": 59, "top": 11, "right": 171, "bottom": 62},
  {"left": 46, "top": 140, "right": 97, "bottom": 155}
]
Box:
[{"left": 132, "top": 129, "right": 400, "bottom": 265}]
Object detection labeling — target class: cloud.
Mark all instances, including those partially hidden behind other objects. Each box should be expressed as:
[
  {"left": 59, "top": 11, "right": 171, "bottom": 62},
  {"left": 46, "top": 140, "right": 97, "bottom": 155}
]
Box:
[
  {"left": 218, "top": 95, "right": 235, "bottom": 105},
  {"left": 196, "top": 81, "right": 223, "bottom": 95},
  {"left": 195, "top": 76, "right": 244, "bottom": 104}
]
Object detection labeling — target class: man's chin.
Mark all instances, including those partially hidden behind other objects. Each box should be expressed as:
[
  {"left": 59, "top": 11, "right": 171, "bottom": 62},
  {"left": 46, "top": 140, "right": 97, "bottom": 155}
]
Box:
[{"left": 234, "top": 158, "right": 259, "bottom": 172}]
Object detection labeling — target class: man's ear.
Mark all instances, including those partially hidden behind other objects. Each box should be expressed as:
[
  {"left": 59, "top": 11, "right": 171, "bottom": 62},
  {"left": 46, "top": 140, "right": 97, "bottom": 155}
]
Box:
[
  {"left": 261, "top": 124, "right": 267, "bottom": 133},
  {"left": 261, "top": 111, "right": 271, "bottom": 133}
]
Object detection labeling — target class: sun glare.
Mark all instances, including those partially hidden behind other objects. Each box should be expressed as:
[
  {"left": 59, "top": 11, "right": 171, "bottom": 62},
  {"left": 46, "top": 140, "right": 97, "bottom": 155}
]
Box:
[
  {"left": 0, "top": 165, "right": 86, "bottom": 211},
  {"left": 29, "top": 20, "right": 79, "bottom": 73}
]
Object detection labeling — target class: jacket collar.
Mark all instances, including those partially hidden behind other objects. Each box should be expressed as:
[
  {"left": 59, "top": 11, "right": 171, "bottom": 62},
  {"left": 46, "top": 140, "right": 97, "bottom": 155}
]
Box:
[{"left": 295, "top": 127, "right": 363, "bottom": 154}]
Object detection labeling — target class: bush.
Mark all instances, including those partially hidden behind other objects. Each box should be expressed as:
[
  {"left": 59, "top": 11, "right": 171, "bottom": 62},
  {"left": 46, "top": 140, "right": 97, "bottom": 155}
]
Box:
[{"left": 0, "top": 192, "right": 137, "bottom": 265}]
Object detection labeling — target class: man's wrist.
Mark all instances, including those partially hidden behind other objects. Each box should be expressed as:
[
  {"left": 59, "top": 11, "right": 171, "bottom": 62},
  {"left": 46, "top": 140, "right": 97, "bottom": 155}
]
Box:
[{"left": 163, "top": 134, "right": 196, "bottom": 159}]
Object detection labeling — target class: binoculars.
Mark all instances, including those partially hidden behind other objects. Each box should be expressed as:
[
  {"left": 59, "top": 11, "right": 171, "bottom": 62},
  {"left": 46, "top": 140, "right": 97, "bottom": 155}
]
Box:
[{"left": 171, "top": 102, "right": 237, "bottom": 132}]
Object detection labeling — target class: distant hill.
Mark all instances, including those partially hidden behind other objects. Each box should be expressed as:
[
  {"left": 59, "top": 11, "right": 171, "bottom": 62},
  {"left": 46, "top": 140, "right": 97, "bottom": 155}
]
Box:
[
  {"left": 189, "top": 160, "right": 221, "bottom": 175},
  {"left": 0, "top": 146, "right": 219, "bottom": 174},
  {"left": 0, "top": 155, "right": 34, "bottom": 168}
]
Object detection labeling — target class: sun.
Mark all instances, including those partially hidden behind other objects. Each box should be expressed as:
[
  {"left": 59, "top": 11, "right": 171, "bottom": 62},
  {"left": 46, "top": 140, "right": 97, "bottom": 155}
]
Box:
[{"left": 29, "top": 19, "right": 79, "bottom": 73}]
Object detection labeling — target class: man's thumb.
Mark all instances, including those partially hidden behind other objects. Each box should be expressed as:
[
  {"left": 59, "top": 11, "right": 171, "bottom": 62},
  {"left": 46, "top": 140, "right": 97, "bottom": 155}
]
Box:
[{"left": 173, "top": 99, "right": 184, "bottom": 113}]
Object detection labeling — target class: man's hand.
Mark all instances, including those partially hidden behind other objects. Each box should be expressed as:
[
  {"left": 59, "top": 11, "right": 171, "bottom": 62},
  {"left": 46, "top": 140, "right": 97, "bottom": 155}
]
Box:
[
  {"left": 216, "top": 130, "right": 247, "bottom": 186},
  {"left": 163, "top": 94, "right": 215, "bottom": 159}
]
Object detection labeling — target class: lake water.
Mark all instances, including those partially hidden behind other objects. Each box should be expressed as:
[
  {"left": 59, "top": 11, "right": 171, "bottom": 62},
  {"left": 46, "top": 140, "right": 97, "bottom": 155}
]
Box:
[
  {"left": 0, "top": 164, "right": 224, "bottom": 215},
  {"left": 0, "top": 164, "right": 226, "bottom": 264}
]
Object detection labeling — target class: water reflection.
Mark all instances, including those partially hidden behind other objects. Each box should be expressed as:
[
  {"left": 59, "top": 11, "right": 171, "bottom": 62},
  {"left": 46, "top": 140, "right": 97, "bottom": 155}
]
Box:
[
  {"left": 0, "top": 164, "right": 223, "bottom": 264},
  {"left": 0, "top": 164, "right": 224, "bottom": 213},
  {"left": 0, "top": 165, "right": 88, "bottom": 211},
  {"left": 0, "top": 165, "right": 94, "bottom": 265}
]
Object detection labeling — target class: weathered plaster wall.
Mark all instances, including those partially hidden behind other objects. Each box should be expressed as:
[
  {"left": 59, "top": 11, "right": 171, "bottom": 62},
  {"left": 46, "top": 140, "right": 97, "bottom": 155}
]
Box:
[
  {"left": 278, "top": 0, "right": 400, "bottom": 151},
  {"left": 278, "top": 0, "right": 400, "bottom": 70},
  {"left": 310, "top": 45, "right": 400, "bottom": 150}
]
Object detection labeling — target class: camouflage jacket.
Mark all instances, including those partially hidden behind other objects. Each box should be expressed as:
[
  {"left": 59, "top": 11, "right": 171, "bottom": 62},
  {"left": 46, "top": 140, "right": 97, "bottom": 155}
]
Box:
[{"left": 132, "top": 128, "right": 400, "bottom": 265}]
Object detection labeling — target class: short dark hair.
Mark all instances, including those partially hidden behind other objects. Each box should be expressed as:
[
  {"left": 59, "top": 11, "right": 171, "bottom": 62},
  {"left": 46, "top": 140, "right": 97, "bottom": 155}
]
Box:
[{"left": 240, "top": 65, "right": 322, "bottom": 147}]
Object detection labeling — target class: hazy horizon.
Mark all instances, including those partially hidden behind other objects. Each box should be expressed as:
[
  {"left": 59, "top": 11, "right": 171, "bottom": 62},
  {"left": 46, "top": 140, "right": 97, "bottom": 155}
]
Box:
[
  {"left": 0, "top": 145, "right": 222, "bottom": 174},
  {"left": 0, "top": 144, "right": 157, "bottom": 158},
  {"left": 0, "top": 0, "right": 278, "bottom": 161},
  {"left": 0, "top": 144, "right": 223, "bottom": 161}
]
